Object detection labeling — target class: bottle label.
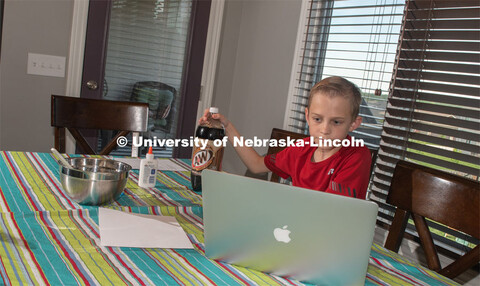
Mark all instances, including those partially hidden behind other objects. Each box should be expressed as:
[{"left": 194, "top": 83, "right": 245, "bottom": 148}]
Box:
[
  {"left": 143, "top": 165, "right": 156, "bottom": 185},
  {"left": 191, "top": 139, "right": 224, "bottom": 172}
]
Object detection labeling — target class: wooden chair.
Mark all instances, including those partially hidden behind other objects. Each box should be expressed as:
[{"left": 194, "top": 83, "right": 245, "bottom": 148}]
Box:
[
  {"left": 51, "top": 95, "right": 149, "bottom": 155},
  {"left": 267, "top": 128, "right": 378, "bottom": 183},
  {"left": 384, "top": 160, "right": 480, "bottom": 279},
  {"left": 267, "top": 128, "right": 308, "bottom": 182}
]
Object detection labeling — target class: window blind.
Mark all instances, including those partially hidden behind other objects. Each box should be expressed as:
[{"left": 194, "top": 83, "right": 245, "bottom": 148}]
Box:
[
  {"left": 105, "top": 0, "right": 191, "bottom": 101},
  {"left": 101, "top": 0, "right": 192, "bottom": 157},
  {"left": 370, "top": 0, "right": 480, "bottom": 255},
  {"left": 288, "top": 0, "right": 405, "bottom": 149}
]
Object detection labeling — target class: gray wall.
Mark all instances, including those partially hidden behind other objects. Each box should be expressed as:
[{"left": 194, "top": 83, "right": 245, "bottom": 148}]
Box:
[
  {"left": 0, "top": 0, "right": 73, "bottom": 152},
  {"left": 0, "top": 0, "right": 301, "bottom": 158},
  {"left": 212, "top": 0, "right": 302, "bottom": 175}
]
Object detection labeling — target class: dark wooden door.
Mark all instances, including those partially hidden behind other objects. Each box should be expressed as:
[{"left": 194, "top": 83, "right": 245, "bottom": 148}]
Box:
[{"left": 81, "top": 0, "right": 211, "bottom": 158}]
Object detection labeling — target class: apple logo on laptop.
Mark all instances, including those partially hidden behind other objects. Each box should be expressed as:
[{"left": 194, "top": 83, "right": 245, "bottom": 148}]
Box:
[{"left": 273, "top": 225, "right": 291, "bottom": 243}]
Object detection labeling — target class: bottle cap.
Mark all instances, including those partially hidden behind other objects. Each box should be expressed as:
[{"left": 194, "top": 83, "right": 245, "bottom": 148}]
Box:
[
  {"left": 209, "top": 107, "right": 219, "bottom": 114},
  {"left": 146, "top": 146, "right": 154, "bottom": 160}
]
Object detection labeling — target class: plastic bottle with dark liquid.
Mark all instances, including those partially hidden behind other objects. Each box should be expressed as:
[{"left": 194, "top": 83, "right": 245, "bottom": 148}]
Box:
[{"left": 191, "top": 107, "right": 225, "bottom": 192}]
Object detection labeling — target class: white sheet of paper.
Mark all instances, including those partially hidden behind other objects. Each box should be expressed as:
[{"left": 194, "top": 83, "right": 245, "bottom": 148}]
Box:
[
  {"left": 114, "top": 158, "right": 187, "bottom": 171},
  {"left": 99, "top": 208, "right": 194, "bottom": 249}
]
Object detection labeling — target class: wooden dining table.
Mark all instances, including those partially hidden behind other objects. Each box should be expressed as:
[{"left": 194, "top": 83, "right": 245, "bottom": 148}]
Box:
[{"left": 0, "top": 151, "right": 459, "bottom": 285}]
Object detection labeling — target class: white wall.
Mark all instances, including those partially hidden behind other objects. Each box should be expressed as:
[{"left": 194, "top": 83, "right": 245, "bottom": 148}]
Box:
[
  {"left": 212, "top": 0, "right": 302, "bottom": 175},
  {"left": 0, "top": 0, "right": 73, "bottom": 152}
]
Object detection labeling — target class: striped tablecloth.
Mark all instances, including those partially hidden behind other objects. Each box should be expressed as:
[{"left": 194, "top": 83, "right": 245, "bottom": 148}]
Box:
[
  {"left": 0, "top": 151, "right": 459, "bottom": 285},
  {"left": 0, "top": 151, "right": 200, "bottom": 213}
]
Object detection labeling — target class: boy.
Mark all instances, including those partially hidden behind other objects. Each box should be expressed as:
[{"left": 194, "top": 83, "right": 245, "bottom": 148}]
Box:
[{"left": 199, "top": 76, "right": 371, "bottom": 199}]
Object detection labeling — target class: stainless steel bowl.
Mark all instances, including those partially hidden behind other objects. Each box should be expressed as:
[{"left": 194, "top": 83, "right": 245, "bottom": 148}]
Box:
[{"left": 59, "top": 158, "right": 132, "bottom": 205}]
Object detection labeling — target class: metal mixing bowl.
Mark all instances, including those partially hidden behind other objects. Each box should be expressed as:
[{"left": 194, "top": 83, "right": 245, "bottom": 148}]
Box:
[{"left": 59, "top": 158, "right": 132, "bottom": 205}]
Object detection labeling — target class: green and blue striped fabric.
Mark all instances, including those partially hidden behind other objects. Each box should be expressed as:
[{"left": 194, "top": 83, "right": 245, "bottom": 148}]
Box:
[
  {"left": 0, "top": 151, "right": 200, "bottom": 213},
  {"left": 0, "top": 207, "right": 304, "bottom": 285},
  {"left": 0, "top": 151, "right": 460, "bottom": 285}
]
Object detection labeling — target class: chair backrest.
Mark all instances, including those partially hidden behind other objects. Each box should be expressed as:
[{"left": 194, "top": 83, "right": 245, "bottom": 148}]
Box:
[
  {"left": 368, "top": 148, "right": 378, "bottom": 181},
  {"left": 267, "top": 128, "right": 308, "bottom": 182},
  {"left": 267, "top": 128, "right": 378, "bottom": 183},
  {"left": 130, "top": 81, "right": 177, "bottom": 132},
  {"left": 384, "top": 160, "right": 480, "bottom": 279},
  {"left": 51, "top": 95, "right": 149, "bottom": 155}
]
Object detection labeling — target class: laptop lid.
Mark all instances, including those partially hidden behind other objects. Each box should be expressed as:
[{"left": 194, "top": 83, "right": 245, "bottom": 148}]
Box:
[{"left": 202, "top": 170, "right": 379, "bottom": 285}]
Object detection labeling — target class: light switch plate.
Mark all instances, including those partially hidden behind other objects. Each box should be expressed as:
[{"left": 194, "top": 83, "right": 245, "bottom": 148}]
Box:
[{"left": 27, "top": 53, "right": 66, "bottom": 78}]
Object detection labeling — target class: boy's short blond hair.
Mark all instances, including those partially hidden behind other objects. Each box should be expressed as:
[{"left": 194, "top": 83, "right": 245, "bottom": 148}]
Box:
[{"left": 308, "top": 76, "right": 362, "bottom": 120}]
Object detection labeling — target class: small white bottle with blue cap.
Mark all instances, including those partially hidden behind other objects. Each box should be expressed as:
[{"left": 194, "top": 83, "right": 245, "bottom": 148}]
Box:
[{"left": 138, "top": 146, "right": 157, "bottom": 188}]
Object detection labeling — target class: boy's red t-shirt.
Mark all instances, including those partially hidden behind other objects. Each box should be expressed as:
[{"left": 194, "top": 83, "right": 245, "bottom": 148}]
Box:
[{"left": 264, "top": 136, "right": 371, "bottom": 199}]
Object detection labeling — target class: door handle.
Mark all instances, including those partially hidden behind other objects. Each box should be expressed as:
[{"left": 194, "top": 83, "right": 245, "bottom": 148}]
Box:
[{"left": 86, "top": 80, "right": 99, "bottom": 90}]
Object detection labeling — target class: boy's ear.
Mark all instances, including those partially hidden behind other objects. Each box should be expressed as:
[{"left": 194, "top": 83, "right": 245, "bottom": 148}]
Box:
[{"left": 349, "top": 116, "right": 362, "bottom": 132}]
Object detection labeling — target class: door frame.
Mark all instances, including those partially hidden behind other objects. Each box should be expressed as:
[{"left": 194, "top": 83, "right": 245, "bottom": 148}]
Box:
[
  {"left": 64, "top": 0, "right": 89, "bottom": 153},
  {"left": 65, "top": 0, "right": 224, "bottom": 155}
]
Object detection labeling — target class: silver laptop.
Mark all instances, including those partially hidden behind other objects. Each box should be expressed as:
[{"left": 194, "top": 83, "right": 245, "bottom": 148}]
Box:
[{"left": 202, "top": 170, "right": 378, "bottom": 285}]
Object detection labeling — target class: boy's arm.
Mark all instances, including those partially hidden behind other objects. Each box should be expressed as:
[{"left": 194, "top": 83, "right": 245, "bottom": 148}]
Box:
[
  {"left": 199, "top": 109, "right": 270, "bottom": 174},
  {"left": 224, "top": 122, "right": 270, "bottom": 174}
]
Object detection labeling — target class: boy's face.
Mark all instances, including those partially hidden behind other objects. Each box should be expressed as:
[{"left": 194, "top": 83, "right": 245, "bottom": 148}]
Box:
[{"left": 305, "top": 92, "right": 362, "bottom": 148}]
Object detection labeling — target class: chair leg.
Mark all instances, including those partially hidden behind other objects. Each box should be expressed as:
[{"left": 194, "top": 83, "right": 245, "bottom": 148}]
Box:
[
  {"left": 100, "top": 131, "right": 130, "bottom": 155},
  {"left": 55, "top": 127, "right": 66, "bottom": 153},
  {"left": 131, "top": 132, "right": 140, "bottom": 157},
  {"left": 67, "top": 128, "right": 96, "bottom": 154},
  {"left": 385, "top": 209, "right": 410, "bottom": 253},
  {"left": 439, "top": 245, "right": 480, "bottom": 279},
  {"left": 412, "top": 214, "right": 441, "bottom": 272}
]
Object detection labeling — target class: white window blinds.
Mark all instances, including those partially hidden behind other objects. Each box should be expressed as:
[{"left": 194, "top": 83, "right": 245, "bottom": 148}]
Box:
[
  {"left": 105, "top": 0, "right": 191, "bottom": 101},
  {"left": 101, "top": 0, "right": 193, "bottom": 157},
  {"left": 289, "top": 0, "right": 479, "bottom": 258},
  {"left": 370, "top": 0, "right": 480, "bottom": 255},
  {"left": 287, "top": 0, "right": 405, "bottom": 149}
]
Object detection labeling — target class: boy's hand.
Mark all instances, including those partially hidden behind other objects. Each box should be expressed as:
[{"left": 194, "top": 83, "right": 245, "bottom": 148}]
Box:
[
  {"left": 198, "top": 109, "right": 268, "bottom": 174},
  {"left": 199, "top": 108, "right": 230, "bottom": 128}
]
